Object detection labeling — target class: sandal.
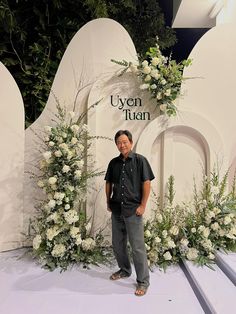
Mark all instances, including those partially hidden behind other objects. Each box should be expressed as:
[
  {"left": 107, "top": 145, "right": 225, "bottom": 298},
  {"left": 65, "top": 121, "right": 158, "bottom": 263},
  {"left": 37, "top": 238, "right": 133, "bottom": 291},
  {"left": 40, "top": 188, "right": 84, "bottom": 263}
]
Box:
[
  {"left": 109, "top": 269, "right": 130, "bottom": 280},
  {"left": 134, "top": 285, "right": 148, "bottom": 297}
]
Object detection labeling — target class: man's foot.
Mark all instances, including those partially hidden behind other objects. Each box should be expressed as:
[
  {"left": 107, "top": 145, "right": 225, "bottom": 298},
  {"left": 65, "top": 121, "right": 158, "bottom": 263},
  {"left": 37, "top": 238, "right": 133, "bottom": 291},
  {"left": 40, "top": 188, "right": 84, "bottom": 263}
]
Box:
[
  {"left": 134, "top": 285, "right": 148, "bottom": 297},
  {"left": 109, "top": 269, "right": 130, "bottom": 280}
]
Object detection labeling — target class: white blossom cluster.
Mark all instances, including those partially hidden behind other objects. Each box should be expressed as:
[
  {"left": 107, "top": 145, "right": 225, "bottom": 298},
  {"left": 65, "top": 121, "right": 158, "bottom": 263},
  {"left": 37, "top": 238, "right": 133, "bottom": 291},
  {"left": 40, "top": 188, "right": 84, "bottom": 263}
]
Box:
[
  {"left": 31, "top": 108, "right": 106, "bottom": 271},
  {"left": 144, "top": 171, "right": 236, "bottom": 270}
]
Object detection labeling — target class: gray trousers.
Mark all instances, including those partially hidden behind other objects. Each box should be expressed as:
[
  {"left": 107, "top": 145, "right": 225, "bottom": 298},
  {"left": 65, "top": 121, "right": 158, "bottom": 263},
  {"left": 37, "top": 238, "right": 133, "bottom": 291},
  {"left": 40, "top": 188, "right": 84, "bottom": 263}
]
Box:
[{"left": 111, "top": 213, "right": 150, "bottom": 287}]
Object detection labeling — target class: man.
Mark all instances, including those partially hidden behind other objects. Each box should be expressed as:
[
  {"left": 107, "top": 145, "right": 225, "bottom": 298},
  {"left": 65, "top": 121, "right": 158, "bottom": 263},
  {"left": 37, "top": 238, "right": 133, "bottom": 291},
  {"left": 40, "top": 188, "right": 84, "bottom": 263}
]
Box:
[{"left": 105, "top": 130, "right": 155, "bottom": 296}]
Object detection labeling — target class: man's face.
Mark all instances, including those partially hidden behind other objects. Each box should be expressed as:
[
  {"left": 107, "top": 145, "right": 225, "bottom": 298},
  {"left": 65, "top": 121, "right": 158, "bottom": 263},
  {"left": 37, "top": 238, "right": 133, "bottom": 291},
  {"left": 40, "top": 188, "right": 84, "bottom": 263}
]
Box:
[{"left": 116, "top": 134, "right": 133, "bottom": 157}]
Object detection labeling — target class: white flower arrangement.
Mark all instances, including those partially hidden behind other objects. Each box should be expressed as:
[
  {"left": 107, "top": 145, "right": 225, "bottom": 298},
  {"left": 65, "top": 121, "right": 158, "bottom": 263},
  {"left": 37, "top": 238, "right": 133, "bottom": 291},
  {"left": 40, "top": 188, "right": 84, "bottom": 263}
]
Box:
[
  {"left": 144, "top": 171, "right": 236, "bottom": 270},
  {"left": 112, "top": 39, "right": 192, "bottom": 117},
  {"left": 30, "top": 102, "right": 110, "bottom": 271}
]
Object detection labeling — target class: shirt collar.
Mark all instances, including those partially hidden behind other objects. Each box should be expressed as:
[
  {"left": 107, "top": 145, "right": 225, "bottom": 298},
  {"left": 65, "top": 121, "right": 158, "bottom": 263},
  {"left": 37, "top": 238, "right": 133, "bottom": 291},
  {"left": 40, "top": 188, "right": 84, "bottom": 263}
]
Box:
[{"left": 119, "top": 151, "right": 134, "bottom": 160}]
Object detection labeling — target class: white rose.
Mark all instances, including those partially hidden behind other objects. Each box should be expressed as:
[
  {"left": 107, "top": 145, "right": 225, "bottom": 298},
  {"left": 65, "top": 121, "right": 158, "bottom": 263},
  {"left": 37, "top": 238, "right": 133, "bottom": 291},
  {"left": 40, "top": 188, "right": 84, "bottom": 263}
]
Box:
[
  {"left": 213, "top": 207, "right": 221, "bottom": 215},
  {"left": 142, "top": 60, "right": 149, "bottom": 67},
  {"left": 180, "top": 238, "right": 189, "bottom": 247},
  {"left": 208, "top": 253, "right": 215, "bottom": 260},
  {"left": 224, "top": 215, "right": 231, "bottom": 225},
  {"left": 211, "top": 222, "right": 219, "bottom": 230},
  {"left": 129, "top": 64, "right": 138, "bottom": 73},
  {"left": 170, "top": 226, "right": 179, "bottom": 236},
  {"left": 186, "top": 248, "right": 198, "bottom": 261},
  {"left": 150, "top": 84, "right": 157, "bottom": 90},
  {"left": 82, "top": 238, "right": 96, "bottom": 251},
  {"left": 71, "top": 137, "right": 78, "bottom": 145},
  {"left": 44, "top": 126, "right": 52, "bottom": 133},
  {"left": 164, "top": 89, "right": 171, "bottom": 96},
  {"left": 156, "top": 213, "right": 163, "bottom": 223},
  {"left": 203, "top": 227, "right": 210, "bottom": 238},
  {"left": 32, "top": 235, "right": 42, "bottom": 250},
  {"left": 163, "top": 251, "right": 172, "bottom": 260},
  {"left": 145, "top": 230, "right": 151, "bottom": 238},
  {"left": 48, "top": 199, "right": 56, "bottom": 208},
  {"left": 48, "top": 177, "right": 57, "bottom": 185},
  {"left": 151, "top": 57, "right": 160, "bottom": 66},
  {"left": 62, "top": 165, "right": 70, "bottom": 173},
  {"left": 37, "top": 180, "right": 44, "bottom": 188},
  {"left": 154, "top": 236, "right": 161, "bottom": 243},
  {"left": 167, "top": 240, "right": 176, "bottom": 249},
  {"left": 144, "top": 75, "right": 151, "bottom": 82},
  {"left": 191, "top": 227, "right": 196, "bottom": 233},
  {"left": 160, "top": 104, "right": 167, "bottom": 112},
  {"left": 54, "top": 150, "right": 62, "bottom": 157},
  {"left": 161, "top": 79, "right": 167, "bottom": 85},
  {"left": 65, "top": 204, "right": 70, "bottom": 210},
  {"left": 156, "top": 93, "right": 162, "bottom": 100},
  {"left": 49, "top": 141, "right": 55, "bottom": 147},
  {"left": 71, "top": 124, "right": 80, "bottom": 133},
  {"left": 70, "top": 226, "right": 80, "bottom": 238},
  {"left": 140, "top": 83, "right": 149, "bottom": 90},
  {"left": 43, "top": 151, "right": 52, "bottom": 160},
  {"left": 75, "top": 234, "right": 82, "bottom": 245},
  {"left": 162, "top": 230, "right": 168, "bottom": 238}
]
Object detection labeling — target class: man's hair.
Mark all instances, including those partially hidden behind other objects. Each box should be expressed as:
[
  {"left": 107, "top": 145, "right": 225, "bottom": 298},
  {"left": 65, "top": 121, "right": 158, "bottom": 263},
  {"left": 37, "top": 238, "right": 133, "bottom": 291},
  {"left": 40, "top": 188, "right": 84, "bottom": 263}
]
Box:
[{"left": 114, "top": 130, "right": 133, "bottom": 144}]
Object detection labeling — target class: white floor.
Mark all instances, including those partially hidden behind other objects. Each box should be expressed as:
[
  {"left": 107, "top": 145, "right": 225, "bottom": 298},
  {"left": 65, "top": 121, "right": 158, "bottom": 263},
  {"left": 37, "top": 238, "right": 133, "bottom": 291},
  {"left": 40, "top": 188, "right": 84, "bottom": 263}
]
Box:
[{"left": 0, "top": 249, "right": 204, "bottom": 314}]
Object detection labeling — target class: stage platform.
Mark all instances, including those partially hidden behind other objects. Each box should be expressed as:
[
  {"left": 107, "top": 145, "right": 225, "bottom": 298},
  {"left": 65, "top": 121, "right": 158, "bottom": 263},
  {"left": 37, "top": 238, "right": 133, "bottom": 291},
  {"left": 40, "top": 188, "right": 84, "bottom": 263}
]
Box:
[{"left": 0, "top": 249, "right": 235, "bottom": 314}]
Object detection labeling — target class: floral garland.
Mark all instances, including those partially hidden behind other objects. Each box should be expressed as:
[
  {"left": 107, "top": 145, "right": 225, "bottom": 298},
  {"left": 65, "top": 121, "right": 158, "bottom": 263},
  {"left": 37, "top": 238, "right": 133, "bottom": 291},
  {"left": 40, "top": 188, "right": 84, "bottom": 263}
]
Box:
[
  {"left": 144, "top": 172, "right": 236, "bottom": 270},
  {"left": 112, "top": 40, "right": 192, "bottom": 117},
  {"left": 30, "top": 104, "right": 110, "bottom": 271}
]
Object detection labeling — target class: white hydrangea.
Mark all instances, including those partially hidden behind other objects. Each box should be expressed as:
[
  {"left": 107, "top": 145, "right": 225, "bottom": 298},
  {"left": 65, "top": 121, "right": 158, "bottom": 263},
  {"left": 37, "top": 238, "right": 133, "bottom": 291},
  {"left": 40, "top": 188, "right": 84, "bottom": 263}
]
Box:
[
  {"left": 81, "top": 238, "right": 96, "bottom": 251},
  {"left": 33, "top": 235, "right": 42, "bottom": 250},
  {"left": 46, "top": 226, "right": 60, "bottom": 241},
  {"left": 70, "top": 124, "right": 80, "bottom": 133},
  {"left": 64, "top": 209, "right": 79, "bottom": 224},
  {"left": 70, "top": 226, "right": 80, "bottom": 238},
  {"left": 51, "top": 244, "right": 66, "bottom": 257}
]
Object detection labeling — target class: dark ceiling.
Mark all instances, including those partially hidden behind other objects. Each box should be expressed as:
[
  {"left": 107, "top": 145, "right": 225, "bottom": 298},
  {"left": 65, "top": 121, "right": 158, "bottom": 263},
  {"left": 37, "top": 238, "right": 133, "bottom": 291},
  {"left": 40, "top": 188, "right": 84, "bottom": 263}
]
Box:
[{"left": 158, "top": 0, "right": 210, "bottom": 61}]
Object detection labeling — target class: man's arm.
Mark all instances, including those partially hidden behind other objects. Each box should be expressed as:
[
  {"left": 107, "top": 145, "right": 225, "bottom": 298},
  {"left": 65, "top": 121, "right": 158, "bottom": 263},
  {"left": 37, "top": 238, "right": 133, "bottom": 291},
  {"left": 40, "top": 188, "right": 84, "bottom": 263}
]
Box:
[
  {"left": 105, "top": 182, "right": 112, "bottom": 212},
  {"left": 136, "top": 180, "right": 151, "bottom": 216}
]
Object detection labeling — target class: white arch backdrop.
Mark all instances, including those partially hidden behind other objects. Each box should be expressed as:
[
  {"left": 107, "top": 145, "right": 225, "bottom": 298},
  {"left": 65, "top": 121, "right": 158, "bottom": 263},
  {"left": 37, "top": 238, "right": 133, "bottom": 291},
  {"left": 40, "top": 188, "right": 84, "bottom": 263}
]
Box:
[{"left": 0, "top": 14, "right": 236, "bottom": 250}]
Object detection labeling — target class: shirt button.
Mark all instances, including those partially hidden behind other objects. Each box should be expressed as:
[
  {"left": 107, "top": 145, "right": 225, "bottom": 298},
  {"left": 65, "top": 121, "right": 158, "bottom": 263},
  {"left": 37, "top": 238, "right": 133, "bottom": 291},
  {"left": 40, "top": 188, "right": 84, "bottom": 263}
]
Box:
[
  {"left": 122, "top": 178, "right": 124, "bottom": 180},
  {"left": 121, "top": 202, "right": 123, "bottom": 204},
  {"left": 122, "top": 186, "right": 124, "bottom": 188}
]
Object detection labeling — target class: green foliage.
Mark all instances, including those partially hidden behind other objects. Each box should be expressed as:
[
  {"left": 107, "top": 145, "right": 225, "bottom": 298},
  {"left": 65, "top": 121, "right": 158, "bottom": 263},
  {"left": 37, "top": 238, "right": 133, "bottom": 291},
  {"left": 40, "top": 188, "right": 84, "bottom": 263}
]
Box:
[{"left": 0, "top": 0, "right": 176, "bottom": 127}]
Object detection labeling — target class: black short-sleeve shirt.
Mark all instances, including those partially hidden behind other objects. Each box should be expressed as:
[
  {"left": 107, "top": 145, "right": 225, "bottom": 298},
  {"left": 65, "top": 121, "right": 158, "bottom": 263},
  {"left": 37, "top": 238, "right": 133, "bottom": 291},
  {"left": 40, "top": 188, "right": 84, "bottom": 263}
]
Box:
[{"left": 105, "top": 151, "right": 155, "bottom": 217}]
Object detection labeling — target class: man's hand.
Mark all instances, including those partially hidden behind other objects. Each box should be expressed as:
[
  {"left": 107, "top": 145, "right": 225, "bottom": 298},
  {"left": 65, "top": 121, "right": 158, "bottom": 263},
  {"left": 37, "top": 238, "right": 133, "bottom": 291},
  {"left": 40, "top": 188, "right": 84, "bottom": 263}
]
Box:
[{"left": 136, "top": 204, "right": 145, "bottom": 216}]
